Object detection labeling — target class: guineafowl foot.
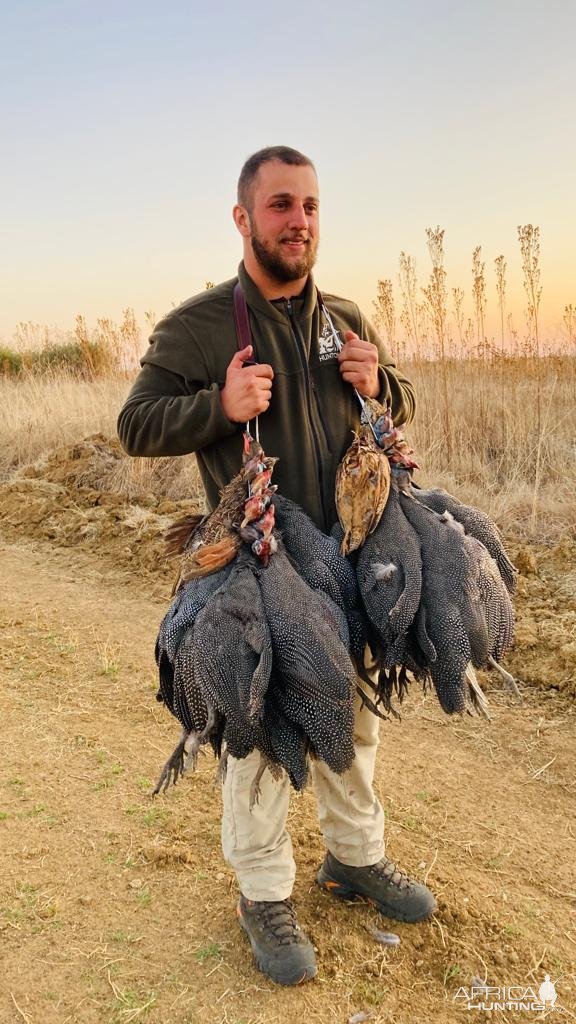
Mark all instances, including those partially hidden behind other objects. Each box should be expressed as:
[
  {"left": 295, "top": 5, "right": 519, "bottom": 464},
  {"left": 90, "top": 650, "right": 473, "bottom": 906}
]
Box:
[
  {"left": 182, "top": 731, "right": 202, "bottom": 773},
  {"left": 465, "top": 665, "right": 492, "bottom": 720},
  {"left": 487, "top": 657, "right": 522, "bottom": 701},
  {"left": 249, "top": 755, "right": 273, "bottom": 811},
  {"left": 216, "top": 749, "right": 230, "bottom": 785},
  {"left": 152, "top": 730, "right": 188, "bottom": 795},
  {"left": 355, "top": 684, "right": 390, "bottom": 720},
  {"left": 153, "top": 725, "right": 208, "bottom": 795}
]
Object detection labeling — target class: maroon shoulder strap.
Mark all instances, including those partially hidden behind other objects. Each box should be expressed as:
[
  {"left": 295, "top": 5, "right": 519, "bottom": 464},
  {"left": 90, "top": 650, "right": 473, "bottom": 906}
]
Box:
[{"left": 233, "top": 283, "right": 257, "bottom": 364}]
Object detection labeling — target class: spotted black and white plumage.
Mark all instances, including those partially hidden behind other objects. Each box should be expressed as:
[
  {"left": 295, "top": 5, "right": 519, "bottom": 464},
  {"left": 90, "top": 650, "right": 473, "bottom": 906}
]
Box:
[
  {"left": 154, "top": 566, "right": 233, "bottom": 719},
  {"left": 399, "top": 494, "right": 514, "bottom": 714},
  {"left": 256, "top": 543, "right": 356, "bottom": 774},
  {"left": 158, "top": 565, "right": 233, "bottom": 663},
  {"left": 272, "top": 493, "right": 366, "bottom": 659},
  {"left": 172, "top": 623, "right": 209, "bottom": 733},
  {"left": 192, "top": 550, "right": 273, "bottom": 761},
  {"left": 153, "top": 470, "right": 517, "bottom": 795},
  {"left": 411, "top": 486, "right": 517, "bottom": 594},
  {"left": 153, "top": 537, "right": 357, "bottom": 794},
  {"left": 356, "top": 485, "right": 423, "bottom": 669},
  {"left": 256, "top": 680, "right": 311, "bottom": 791}
]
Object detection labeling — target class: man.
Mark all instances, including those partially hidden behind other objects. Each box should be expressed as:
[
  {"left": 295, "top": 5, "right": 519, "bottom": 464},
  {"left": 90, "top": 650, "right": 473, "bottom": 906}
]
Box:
[{"left": 118, "top": 145, "right": 435, "bottom": 987}]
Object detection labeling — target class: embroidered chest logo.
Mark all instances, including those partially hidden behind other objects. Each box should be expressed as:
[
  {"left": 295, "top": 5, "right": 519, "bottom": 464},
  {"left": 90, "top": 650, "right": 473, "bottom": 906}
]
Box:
[{"left": 318, "top": 316, "right": 341, "bottom": 362}]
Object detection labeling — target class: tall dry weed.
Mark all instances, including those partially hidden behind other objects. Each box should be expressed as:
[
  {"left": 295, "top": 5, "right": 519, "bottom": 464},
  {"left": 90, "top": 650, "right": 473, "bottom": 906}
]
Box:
[
  {"left": 0, "top": 370, "right": 129, "bottom": 477},
  {"left": 422, "top": 227, "right": 452, "bottom": 462},
  {"left": 373, "top": 279, "right": 398, "bottom": 361},
  {"left": 564, "top": 304, "right": 576, "bottom": 348},
  {"left": 451, "top": 287, "right": 465, "bottom": 357},
  {"left": 472, "top": 246, "right": 487, "bottom": 355},
  {"left": 517, "top": 224, "right": 544, "bottom": 529},
  {"left": 398, "top": 253, "right": 421, "bottom": 359},
  {"left": 494, "top": 255, "right": 507, "bottom": 357},
  {"left": 408, "top": 355, "right": 575, "bottom": 540}
]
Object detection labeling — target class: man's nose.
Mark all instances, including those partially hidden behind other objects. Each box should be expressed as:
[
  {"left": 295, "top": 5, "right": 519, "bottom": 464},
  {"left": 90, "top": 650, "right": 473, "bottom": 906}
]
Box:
[{"left": 287, "top": 203, "right": 309, "bottom": 231}]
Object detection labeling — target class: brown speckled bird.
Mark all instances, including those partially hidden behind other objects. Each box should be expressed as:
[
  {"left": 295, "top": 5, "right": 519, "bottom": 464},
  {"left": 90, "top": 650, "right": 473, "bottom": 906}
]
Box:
[
  {"left": 335, "top": 398, "right": 391, "bottom": 555},
  {"left": 166, "top": 433, "right": 277, "bottom": 590}
]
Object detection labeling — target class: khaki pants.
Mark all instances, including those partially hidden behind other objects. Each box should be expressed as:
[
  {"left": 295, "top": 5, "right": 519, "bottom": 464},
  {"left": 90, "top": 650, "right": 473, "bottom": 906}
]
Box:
[{"left": 221, "top": 678, "right": 385, "bottom": 901}]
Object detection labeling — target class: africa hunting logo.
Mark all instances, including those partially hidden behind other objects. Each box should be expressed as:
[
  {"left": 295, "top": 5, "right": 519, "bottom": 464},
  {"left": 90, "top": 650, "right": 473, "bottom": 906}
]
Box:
[
  {"left": 454, "top": 976, "right": 558, "bottom": 1012},
  {"left": 318, "top": 316, "right": 340, "bottom": 362}
]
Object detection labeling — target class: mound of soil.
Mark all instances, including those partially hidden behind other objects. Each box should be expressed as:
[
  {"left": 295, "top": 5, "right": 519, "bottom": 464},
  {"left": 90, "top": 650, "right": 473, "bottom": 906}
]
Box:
[
  {"left": 0, "top": 434, "right": 201, "bottom": 593},
  {"left": 508, "top": 535, "right": 576, "bottom": 696},
  {"left": 1, "top": 434, "right": 575, "bottom": 694}
]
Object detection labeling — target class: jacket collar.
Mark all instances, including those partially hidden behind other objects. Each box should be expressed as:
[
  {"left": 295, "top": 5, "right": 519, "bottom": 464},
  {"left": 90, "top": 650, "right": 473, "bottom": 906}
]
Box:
[{"left": 238, "top": 262, "right": 318, "bottom": 323}]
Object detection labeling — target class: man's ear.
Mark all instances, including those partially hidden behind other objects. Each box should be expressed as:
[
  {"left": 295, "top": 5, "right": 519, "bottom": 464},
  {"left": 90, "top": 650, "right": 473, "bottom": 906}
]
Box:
[{"left": 233, "top": 204, "right": 251, "bottom": 238}]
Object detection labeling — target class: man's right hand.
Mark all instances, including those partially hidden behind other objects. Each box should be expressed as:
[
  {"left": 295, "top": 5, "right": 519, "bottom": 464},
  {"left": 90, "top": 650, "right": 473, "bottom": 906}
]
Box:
[{"left": 220, "top": 346, "right": 274, "bottom": 423}]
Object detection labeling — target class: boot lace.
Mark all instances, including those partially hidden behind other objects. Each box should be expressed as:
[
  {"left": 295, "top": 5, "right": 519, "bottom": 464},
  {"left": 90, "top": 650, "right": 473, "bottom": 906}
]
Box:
[
  {"left": 252, "top": 899, "right": 303, "bottom": 946},
  {"left": 368, "top": 857, "right": 412, "bottom": 891}
]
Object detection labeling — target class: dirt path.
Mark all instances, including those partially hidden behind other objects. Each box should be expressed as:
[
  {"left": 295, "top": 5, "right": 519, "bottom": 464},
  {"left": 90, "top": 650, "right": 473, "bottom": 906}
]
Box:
[{"left": 1, "top": 537, "right": 575, "bottom": 1023}]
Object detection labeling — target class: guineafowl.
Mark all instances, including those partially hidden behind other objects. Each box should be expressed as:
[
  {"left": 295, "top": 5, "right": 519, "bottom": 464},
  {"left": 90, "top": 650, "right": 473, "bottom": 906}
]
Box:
[
  {"left": 411, "top": 486, "right": 517, "bottom": 594},
  {"left": 272, "top": 493, "right": 366, "bottom": 660},
  {"left": 399, "top": 493, "right": 514, "bottom": 715}
]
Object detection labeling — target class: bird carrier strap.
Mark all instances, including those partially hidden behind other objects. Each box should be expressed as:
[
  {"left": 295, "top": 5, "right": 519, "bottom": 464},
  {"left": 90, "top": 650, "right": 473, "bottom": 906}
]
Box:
[
  {"left": 233, "top": 282, "right": 260, "bottom": 441},
  {"left": 233, "top": 283, "right": 257, "bottom": 365}
]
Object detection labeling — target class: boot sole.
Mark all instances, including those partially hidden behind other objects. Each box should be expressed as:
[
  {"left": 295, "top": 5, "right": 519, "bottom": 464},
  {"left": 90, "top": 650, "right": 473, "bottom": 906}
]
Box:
[
  {"left": 317, "top": 874, "right": 436, "bottom": 924},
  {"left": 238, "top": 909, "right": 317, "bottom": 986}
]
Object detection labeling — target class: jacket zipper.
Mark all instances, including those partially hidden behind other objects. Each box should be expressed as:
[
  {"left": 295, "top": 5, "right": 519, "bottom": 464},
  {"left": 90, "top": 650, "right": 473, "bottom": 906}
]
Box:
[{"left": 285, "top": 298, "right": 329, "bottom": 532}]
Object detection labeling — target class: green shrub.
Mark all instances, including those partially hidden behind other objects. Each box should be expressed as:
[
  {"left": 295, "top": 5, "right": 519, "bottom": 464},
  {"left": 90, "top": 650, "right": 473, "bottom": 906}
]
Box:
[
  {"left": 0, "top": 340, "right": 111, "bottom": 378},
  {"left": 0, "top": 346, "right": 23, "bottom": 376}
]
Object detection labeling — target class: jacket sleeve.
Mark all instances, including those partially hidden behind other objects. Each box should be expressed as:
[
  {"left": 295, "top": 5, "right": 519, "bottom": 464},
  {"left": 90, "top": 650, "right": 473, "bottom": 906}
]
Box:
[
  {"left": 117, "top": 313, "right": 238, "bottom": 457},
  {"left": 357, "top": 309, "right": 416, "bottom": 427}
]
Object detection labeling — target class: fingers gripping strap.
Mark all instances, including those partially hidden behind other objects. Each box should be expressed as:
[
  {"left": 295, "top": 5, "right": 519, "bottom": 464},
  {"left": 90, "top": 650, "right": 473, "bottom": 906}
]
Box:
[
  {"left": 233, "top": 283, "right": 257, "bottom": 364},
  {"left": 233, "top": 282, "right": 259, "bottom": 439}
]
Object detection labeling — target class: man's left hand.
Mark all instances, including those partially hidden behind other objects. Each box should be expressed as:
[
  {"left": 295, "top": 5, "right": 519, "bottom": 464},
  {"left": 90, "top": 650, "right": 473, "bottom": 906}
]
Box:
[{"left": 337, "top": 331, "right": 380, "bottom": 398}]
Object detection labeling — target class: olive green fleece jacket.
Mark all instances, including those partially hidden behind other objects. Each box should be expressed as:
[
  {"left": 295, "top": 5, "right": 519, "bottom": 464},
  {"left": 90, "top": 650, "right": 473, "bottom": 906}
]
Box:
[{"left": 117, "top": 263, "right": 416, "bottom": 533}]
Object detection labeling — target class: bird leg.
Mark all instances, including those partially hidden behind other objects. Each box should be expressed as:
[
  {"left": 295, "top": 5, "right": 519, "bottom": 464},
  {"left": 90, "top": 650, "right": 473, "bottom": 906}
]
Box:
[
  {"left": 355, "top": 656, "right": 380, "bottom": 694},
  {"left": 465, "top": 664, "right": 492, "bottom": 721},
  {"left": 249, "top": 754, "right": 279, "bottom": 811},
  {"left": 216, "top": 748, "right": 230, "bottom": 785},
  {"left": 355, "top": 683, "right": 391, "bottom": 720},
  {"left": 487, "top": 656, "right": 523, "bottom": 701},
  {"left": 152, "top": 708, "right": 218, "bottom": 796},
  {"left": 372, "top": 667, "right": 402, "bottom": 719},
  {"left": 181, "top": 709, "right": 219, "bottom": 774},
  {"left": 197, "top": 702, "right": 218, "bottom": 743},
  {"left": 182, "top": 731, "right": 201, "bottom": 773},
  {"left": 152, "top": 729, "right": 188, "bottom": 795}
]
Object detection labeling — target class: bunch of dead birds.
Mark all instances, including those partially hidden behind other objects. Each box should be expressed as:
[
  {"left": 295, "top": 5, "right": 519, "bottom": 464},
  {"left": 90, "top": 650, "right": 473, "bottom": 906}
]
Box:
[{"left": 153, "top": 402, "right": 518, "bottom": 801}]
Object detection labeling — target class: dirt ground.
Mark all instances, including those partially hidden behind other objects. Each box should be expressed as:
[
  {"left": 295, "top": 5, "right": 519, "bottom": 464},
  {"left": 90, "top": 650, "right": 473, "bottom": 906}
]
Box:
[{"left": 1, "top": 442, "right": 575, "bottom": 1023}]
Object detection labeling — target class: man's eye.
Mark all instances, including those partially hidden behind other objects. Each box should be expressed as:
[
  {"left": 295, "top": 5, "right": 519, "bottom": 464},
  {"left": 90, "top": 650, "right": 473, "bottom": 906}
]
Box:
[
  {"left": 305, "top": 205, "right": 318, "bottom": 214},
  {"left": 273, "top": 201, "right": 288, "bottom": 209}
]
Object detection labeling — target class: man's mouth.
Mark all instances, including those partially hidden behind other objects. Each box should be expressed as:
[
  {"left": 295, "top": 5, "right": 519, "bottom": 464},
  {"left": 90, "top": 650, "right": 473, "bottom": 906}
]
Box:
[{"left": 281, "top": 238, "right": 308, "bottom": 249}]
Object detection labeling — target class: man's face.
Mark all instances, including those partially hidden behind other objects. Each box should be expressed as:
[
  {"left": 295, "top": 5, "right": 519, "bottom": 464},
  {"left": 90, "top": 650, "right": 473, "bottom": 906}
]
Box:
[{"left": 244, "top": 160, "right": 319, "bottom": 283}]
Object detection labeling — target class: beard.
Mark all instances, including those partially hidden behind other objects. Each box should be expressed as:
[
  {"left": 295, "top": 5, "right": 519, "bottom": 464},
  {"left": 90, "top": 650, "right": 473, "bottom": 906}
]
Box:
[{"left": 250, "top": 230, "right": 318, "bottom": 283}]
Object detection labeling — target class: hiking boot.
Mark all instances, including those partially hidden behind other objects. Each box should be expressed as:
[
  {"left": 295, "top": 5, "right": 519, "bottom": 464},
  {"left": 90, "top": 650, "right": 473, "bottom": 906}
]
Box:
[
  {"left": 317, "top": 851, "right": 436, "bottom": 923},
  {"left": 237, "top": 895, "right": 317, "bottom": 986}
]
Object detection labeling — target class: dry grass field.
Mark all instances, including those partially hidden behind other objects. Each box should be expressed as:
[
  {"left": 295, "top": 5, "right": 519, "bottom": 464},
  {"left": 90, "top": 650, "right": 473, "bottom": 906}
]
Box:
[
  {"left": 1, "top": 351, "right": 575, "bottom": 1023},
  {"left": 1, "top": 355, "right": 575, "bottom": 538}
]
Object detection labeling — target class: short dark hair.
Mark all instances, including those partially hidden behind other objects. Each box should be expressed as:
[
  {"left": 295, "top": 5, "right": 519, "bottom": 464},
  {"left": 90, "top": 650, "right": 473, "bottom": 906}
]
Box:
[{"left": 237, "top": 146, "right": 315, "bottom": 210}]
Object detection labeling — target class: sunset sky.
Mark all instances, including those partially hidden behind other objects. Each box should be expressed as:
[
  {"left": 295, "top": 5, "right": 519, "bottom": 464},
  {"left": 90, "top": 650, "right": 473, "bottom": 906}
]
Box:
[{"left": 2, "top": 0, "right": 575, "bottom": 347}]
